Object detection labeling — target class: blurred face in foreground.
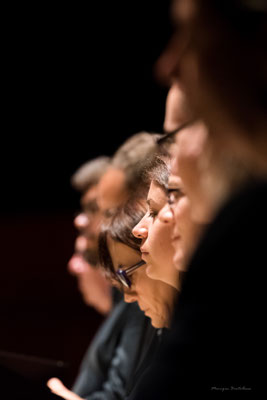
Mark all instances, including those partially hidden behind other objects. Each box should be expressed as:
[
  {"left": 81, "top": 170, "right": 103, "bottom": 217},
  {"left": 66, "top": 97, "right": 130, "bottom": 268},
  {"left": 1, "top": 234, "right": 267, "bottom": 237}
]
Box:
[
  {"left": 159, "top": 173, "right": 203, "bottom": 271},
  {"left": 172, "top": 120, "right": 212, "bottom": 223},
  {"left": 107, "top": 238, "right": 178, "bottom": 329},
  {"left": 159, "top": 0, "right": 267, "bottom": 169}
]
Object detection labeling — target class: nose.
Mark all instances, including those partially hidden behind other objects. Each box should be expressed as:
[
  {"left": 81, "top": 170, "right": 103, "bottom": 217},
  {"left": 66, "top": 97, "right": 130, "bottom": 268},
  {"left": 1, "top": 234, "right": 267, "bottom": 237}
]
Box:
[
  {"left": 124, "top": 291, "right": 137, "bottom": 303},
  {"left": 132, "top": 219, "right": 148, "bottom": 239},
  {"left": 74, "top": 213, "right": 89, "bottom": 230},
  {"left": 158, "top": 203, "right": 174, "bottom": 224}
]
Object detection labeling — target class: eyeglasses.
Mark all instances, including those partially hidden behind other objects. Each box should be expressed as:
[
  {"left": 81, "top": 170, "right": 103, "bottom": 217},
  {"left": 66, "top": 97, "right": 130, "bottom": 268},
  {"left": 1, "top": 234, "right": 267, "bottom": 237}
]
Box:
[
  {"left": 116, "top": 260, "right": 146, "bottom": 289},
  {"left": 156, "top": 120, "right": 196, "bottom": 148}
]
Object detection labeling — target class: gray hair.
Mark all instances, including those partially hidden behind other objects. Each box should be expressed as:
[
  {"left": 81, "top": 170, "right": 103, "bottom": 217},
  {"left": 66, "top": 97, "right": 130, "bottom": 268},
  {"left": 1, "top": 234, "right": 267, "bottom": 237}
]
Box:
[
  {"left": 111, "top": 131, "right": 163, "bottom": 193},
  {"left": 112, "top": 132, "right": 162, "bottom": 173},
  {"left": 71, "top": 156, "right": 111, "bottom": 192}
]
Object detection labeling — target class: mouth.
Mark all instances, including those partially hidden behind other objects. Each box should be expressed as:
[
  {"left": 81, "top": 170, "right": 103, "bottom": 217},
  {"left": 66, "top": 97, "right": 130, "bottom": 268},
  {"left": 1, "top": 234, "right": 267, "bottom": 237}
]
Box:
[
  {"left": 140, "top": 247, "right": 149, "bottom": 255},
  {"left": 141, "top": 252, "right": 149, "bottom": 261}
]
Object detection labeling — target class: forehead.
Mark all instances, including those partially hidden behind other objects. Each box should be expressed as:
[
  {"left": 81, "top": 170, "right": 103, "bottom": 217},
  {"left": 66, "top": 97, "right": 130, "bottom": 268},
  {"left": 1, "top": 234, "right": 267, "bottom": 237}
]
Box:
[
  {"left": 81, "top": 184, "right": 98, "bottom": 207},
  {"left": 148, "top": 181, "right": 167, "bottom": 203}
]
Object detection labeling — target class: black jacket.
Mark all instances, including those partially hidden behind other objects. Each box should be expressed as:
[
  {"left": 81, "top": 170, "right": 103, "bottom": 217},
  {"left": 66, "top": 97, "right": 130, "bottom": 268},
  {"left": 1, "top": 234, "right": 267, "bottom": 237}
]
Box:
[{"left": 73, "top": 295, "right": 159, "bottom": 400}]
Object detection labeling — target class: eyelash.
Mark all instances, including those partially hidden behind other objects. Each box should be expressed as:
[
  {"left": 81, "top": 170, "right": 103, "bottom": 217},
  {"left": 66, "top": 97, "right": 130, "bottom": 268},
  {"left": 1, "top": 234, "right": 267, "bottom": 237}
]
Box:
[{"left": 148, "top": 210, "right": 158, "bottom": 219}]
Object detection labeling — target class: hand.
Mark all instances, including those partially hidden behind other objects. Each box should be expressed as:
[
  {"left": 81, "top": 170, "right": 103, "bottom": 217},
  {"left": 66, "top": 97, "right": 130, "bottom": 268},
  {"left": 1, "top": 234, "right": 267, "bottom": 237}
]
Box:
[{"left": 47, "top": 378, "right": 85, "bottom": 400}]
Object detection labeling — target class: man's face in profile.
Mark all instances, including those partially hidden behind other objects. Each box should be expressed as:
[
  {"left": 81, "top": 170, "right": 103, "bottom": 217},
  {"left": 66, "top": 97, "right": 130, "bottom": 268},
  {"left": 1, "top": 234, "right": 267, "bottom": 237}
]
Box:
[{"left": 74, "top": 184, "right": 102, "bottom": 265}]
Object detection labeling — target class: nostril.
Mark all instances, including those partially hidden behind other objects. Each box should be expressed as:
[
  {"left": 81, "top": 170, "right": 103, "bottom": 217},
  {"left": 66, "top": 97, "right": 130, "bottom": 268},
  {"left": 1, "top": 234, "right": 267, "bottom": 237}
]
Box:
[{"left": 137, "top": 228, "right": 147, "bottom": 238}]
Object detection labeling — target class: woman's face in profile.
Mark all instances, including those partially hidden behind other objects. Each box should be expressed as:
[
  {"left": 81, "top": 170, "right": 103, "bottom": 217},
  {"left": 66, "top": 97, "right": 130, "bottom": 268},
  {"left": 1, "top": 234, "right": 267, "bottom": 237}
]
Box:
[
  {"left": 107, "top": 237, "right": 177, "bottom": 328},
  {"left": 132, "top": 181, "right": 179, "bottom": 290}
]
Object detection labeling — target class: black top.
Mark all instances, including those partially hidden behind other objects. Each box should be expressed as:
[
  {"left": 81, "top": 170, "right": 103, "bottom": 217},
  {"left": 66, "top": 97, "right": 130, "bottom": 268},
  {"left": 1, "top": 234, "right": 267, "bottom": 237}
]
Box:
[{"left": 73, "top": 297, "right": 159, "bottom": 400}]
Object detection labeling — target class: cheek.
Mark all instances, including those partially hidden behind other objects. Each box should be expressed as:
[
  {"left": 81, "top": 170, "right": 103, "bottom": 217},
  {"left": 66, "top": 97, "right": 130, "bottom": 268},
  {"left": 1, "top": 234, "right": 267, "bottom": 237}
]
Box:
[
  {"left": 174, "top": 199, "right": 191, "bottom": 224},
  {"left": 134, "top": 270, "right": 150, "bottom": 293},
  {"left": 150, "top": 223, "right": 173, "bottom": 254}
]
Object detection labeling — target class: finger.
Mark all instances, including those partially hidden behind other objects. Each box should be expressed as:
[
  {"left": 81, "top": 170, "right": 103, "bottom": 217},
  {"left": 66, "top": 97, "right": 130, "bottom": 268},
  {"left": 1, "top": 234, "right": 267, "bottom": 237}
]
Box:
[{"left": 47, "top": 378, "right": 84, "bottom": 400}]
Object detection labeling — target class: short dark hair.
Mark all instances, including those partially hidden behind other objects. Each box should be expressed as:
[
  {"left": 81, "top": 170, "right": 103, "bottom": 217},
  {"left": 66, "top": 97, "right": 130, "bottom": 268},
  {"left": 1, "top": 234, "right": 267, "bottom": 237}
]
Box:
[
  {"left": 140, "top": 155, "right": 170, "bottom": 193},
  {"left": 98, "top": 200, "right": 145, "bottom": 276}
]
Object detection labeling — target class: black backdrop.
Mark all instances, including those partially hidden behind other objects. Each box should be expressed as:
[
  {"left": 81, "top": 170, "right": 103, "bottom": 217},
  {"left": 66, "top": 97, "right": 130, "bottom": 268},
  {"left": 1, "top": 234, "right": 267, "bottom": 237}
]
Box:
[{"left": 1, "top": 1, "right": 171, "bottom": 386}]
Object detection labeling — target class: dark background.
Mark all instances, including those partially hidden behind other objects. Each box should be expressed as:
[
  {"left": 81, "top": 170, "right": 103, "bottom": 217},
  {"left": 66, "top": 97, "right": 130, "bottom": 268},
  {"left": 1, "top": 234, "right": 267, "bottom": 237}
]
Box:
[{"left": 1, "top": 1, "right": 171, "bottom": 387}]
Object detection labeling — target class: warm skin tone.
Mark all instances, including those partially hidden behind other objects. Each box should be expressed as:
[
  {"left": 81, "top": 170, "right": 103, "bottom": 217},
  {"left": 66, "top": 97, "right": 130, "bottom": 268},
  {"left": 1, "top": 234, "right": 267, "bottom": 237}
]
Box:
[
  {"left": 68, "top": 254, "right": 112, "bottom": 315},
  {"left": 47, "top": 239, "right": 178, "bottom": 399},
  {"left": 132, "top": 181, "right": 180, "bottom": 290},
  {"left": 69, "top": 165, "right": 132, "bottom": 314},
  {"left": 69, "top": 183, "right": 112, "bottom": 315},
  {"left": 163, "top": 82, "right": 191, "bottom": 133},
  {"left": 97, "top": 167, "right": 128, "bottom": 214},
  {"left": 160, "top": 0, "right": 267, "bottom": 179},
  {"left": 159, "top": 84, "right": 204, "bottom": 272},
  {"left": 107, "top": 237, "right": 178, "bottom": 329},
  {"left": 172, "top": 121, "right": 217, "bottom": 223},
  {"left": 159, "top": 174, "right": 203, "bottom": 271}
]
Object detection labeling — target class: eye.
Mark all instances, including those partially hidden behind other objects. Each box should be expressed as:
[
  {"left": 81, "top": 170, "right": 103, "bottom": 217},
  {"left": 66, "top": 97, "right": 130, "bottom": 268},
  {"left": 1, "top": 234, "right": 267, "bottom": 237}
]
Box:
[
  {"left": 148, "top": 209, "right": 158, "bottom": 219},
  {"left": 168, "top": 188, "right": 184, "bottom": 204}
]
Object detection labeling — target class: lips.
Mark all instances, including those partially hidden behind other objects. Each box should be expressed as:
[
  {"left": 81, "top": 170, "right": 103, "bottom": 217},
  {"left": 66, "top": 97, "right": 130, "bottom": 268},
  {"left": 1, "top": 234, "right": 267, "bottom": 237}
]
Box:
[
  {"left": 141, "top": 252, "right": 149, "bottom": 261},
  {"left": 140, "top": 247, "right": 149, "bottom": 254}
]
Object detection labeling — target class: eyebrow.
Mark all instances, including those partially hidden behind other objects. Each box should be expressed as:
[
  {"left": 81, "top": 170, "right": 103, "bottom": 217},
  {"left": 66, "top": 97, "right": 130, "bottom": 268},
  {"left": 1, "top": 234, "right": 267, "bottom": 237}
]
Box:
[{"left": 147, "top": 198, "right": 161, "bottom": 209}]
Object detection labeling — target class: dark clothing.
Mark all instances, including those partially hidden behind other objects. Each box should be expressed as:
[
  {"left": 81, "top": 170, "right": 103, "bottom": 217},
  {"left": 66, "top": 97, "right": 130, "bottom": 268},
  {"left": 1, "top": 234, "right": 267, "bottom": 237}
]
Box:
[
  {"left": 126, "top": 328, "right": 167, "bottom": 400},
  {"left": 134, "top": 180, "right": 266, "bottom": 396},
  {"left": 0, "top": 364, "right": 62, "bottom": 400},
  {"left": 73, "top": 297, "right": 159, "bottom": 400}
]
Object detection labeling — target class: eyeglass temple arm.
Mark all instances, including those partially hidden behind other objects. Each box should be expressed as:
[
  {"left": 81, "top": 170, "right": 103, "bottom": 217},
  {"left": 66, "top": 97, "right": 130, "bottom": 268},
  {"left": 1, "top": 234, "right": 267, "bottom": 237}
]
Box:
[{"left": 125, "top": 260, "right": 146, "bottom": 275}]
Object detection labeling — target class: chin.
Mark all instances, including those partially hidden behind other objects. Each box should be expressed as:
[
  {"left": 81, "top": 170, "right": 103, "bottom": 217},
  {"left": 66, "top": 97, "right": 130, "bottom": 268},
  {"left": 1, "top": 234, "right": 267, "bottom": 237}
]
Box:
[
  {"left": 151, "top": 320, "right": 164, "bottom": 329},
  {"left": 145, "top": 264, "right": 157, "bottom": 280},
  {"left": 150, "top": 317, "right": 168, "bottom": 329}
]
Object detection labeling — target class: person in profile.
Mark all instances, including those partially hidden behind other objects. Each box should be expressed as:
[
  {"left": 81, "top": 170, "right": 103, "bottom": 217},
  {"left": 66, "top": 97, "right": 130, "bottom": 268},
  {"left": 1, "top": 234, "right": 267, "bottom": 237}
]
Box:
[
  {"left": 133, "top": 0, "right": 267, "bottom": 395},
  {"left": 48, "top": 132, "right": 164, "bottom": 399}
]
